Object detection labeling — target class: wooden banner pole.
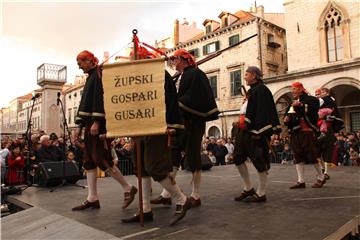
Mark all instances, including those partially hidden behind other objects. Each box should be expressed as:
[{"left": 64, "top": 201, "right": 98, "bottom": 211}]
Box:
[{"left": 132, "top": 29, "right": 144, "bottom": 227}]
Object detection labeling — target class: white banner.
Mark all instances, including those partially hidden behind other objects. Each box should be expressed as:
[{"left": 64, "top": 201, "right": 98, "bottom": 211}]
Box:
[{"left": 102, "top": 58, "right": 166, "bottom": 137}]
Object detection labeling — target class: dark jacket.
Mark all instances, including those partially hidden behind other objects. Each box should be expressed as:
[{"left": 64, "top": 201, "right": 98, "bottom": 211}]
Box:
[
  {"left": 285, "top": 93, "right": 319, "bottom": 133},
  {"left": 36, "top": 145, "right": 65, "bottom": 162},
  {"left": 75, "top": 66, "right": 106, "bottom": 133},
  {"left": 177, "top": 66, "right": 219, "bottom": 121},
  {"left": 245, "top": 82, "right": 281, "bottom": 137},
  {"left": 321, "top": 95, "right": 344, "bottom": 132}
]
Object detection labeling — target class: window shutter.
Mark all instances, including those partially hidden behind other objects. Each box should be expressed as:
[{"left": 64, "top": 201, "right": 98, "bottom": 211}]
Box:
[
  {"left": 215, "top": 41, "right": 220, "bottom": 51},
  {"left": 194, "top": 48, "right": 199, "bottom": 57},
  {"left": 203, "top": 45, "right": 208, "bottom": 55}
]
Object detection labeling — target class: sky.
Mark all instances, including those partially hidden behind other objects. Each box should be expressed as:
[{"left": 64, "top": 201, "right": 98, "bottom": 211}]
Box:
[{"left": 0, "top": 0, "right": 284, "bottom": 108}]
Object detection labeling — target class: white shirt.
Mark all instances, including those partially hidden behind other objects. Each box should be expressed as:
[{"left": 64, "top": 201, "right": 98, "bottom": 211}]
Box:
[{"left": 240, "top": 100, "right": 248, "bottom": 115}]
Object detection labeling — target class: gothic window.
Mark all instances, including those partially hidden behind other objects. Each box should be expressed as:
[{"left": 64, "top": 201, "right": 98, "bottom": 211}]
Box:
[{"left": 325, "top": 7, "right": 344, "bottom": 62}]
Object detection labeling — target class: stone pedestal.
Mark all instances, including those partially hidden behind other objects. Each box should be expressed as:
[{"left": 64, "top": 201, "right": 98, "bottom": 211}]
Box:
[{"left": 37, "top": 63, "right": 66, "bottom": 136}]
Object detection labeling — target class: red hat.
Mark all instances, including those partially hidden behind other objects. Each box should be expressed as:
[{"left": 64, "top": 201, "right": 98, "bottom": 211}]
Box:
[
  {"left": 76, "top": 50, "right": 99, "bottom": 65},
  {"left": 291, "top": 82, "right": 307, "bottom": 93},
  {"left": 171, "top": 49, "right": 196, "bottom": 66},
  {"left": 129, "top": 46, "right": 156, "bottom": 60}
]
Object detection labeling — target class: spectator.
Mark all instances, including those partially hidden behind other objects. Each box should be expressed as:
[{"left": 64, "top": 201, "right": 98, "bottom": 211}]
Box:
[
  {"left": 66, "top": 151, "right": 76, "bottom": 163},
  {"left": 115, "top": 143, "right": 134, "bottom": 175},
  {"left": 202, "top": 137, "right": 210, "bottom": 153},
  {"left": 214, "top": 139, "right": 228, "bottom": 166},
  {"left": 225, "top": 138, "right": 234, "bottom": 164},
  {"left": 1, "top": 142, "right": 11, "bottom": 184},
  {"left": 336, "top": 135, "right": 348, "bottom": 165},
  {"left": 208, "top": 151, "right": 216, "bottom": 165},
  {"left": 6, "top": 143, "right": 25, "bottom": 185},
  {"left": 349, "top": 147, "right": 360, "bottom": 166},
  {"left": 347, "top": 133, "right": 359, "bottom": 152},
  {"left": 36, "top": 135, "right": 65, "bottom": 162},
  {"left": 206, "top": 138, "right": 217, "bottom": 155},
  {"left": 281, "top": 144, "right": 293, "bottom": 164}
]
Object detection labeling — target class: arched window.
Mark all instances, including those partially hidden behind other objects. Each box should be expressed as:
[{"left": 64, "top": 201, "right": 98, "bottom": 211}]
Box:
[
  {"left": 318, "top": 2, "right": 351, "bottom": 64},
  {"left": 325, "top": 7, "right": 343, "bottom": 62}
]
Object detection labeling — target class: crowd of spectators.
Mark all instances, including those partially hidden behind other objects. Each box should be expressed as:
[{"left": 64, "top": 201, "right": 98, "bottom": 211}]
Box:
[
  {"left": 0, "top": 131, "right": 135, "bottom": 186},
  {"left": 1, "top": 129, "right": 359, "bottom": 186},
  {"left": 201, "top": 130, "right": 360, "bottom": 167}
]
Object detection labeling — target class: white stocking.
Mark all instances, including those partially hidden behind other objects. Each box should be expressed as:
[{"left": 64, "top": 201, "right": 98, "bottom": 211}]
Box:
[
  {"left": 161, "top": 167, "right": 178, "bottom": 198},
  {"left": 86, "top": 169, "right": 98, "bottom": 202},
  {"left": 256, "top": 171, "right": 268, "bottom": 197},
  {"left": 107, "top": 165, "right": 131, "bottom": 192},
  {"left": 295, "top": 163, "right": 305, "bottom": 183},
  {"left": 314, "top": 163, "right": 325, "bottom": 181},
  {"left": 141, "top": 177, "right": 152, "bottom": 213},
  {"left": 236, "top": 163, "right": 252, "bottom": 191},
  {"left": 159, "top": 176, "right": 186, "bottom": 205},
  {"left": 191, "top": 170, "right": 201, "bottom": 200}
]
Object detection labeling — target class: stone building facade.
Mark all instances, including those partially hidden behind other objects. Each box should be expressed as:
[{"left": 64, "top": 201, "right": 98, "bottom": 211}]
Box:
[
  {"left": 165, "top": 0, "right": 360, "bottom": 136},
  {"left": 166, "top": 6, "right": 287, "bottom": 137},
  {"left": 267, "top": 0, "right": 360, "bottom": 133}
]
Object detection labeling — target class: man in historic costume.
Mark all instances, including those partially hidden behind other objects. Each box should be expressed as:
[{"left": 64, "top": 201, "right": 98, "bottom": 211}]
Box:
[
  {"left": 285, "top": 82, "right": 326, "bottom": 189},
  {"left": 121, "top": 49, "right": 190, "bottom": 226},
  {"left": 232, "top": 66, "right": 281, "bottom": 203},
  {"left": 150, "top": 66, "right": 186, "bottom": 207},
  {"left": 169, "top": 49, "right": 219, "bottom": 207},
  {"left": 316, "top": 87, "right": 344, "bottom": 179},
  {"left": 72, "top": 50, "right": 137, "bottom": 211}
]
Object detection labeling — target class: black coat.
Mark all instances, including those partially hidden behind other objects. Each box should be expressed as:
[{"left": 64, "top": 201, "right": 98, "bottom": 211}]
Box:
[
  {"left": 245, "top": 82, "right": 281, "bottom": 137},
  {"left": 177, "top": 66, "right": 219, "bottom": 121},
  {"left": 165, "top": 71, "right": 184, "bottom": 129},
  {"left": 285, "top": 93, "right": 319, "bottom": 133},
  {"left": 36, "top": 145, "right": 65, "bottom": 162},
  {"left": 75, "top": 67, "right": 106, "bottom": 133}
]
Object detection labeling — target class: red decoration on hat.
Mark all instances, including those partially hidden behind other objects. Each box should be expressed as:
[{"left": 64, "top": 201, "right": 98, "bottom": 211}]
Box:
[
  {"left": 291, "top": 82, "right": 307, "bottom": 93},
  {"left": 171, "top": 49, "right": 196, "bottom": 66},
  {"left": 76, "top": 50, "right": 99, "bottom": 65}
]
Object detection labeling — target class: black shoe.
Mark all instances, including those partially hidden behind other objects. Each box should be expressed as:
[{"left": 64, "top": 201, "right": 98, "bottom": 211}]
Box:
[
  {"left": 72, "top": 200, "right": 100, "bottom": 211},
  {"left": 324, "top": 173, "right": 330, "bottom": 180},
  {"left": 289, "top": 182, "right": 306, "bottom": 189},
  {"left": 312, "top": 179, "right": 326, "bottom": 188},
  {"left": 121, "top": 211, "right": 153, "bottom": 223},
  {"left": 189, "top": 196, "right": 201, "bottom": 208},
  {"left": 122, "top": 186, "right": 138, "bottom": 209},
  {"left": 234, "top": 188, "right": 256, "bottom": 201},
  {"left": 150, "top": 195, "right": 172, "bottom": 205},
  {"left": 169, "top": 198, "right": 191, "bottom": 226},
  {"left": 245, "top": 193, "right": 267, "bottom": 203}
]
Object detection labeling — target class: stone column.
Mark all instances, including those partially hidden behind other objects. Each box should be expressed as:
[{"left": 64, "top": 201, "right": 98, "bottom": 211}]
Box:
[{"left": 37, "top": 63, "right": 66, "bottom": 136}]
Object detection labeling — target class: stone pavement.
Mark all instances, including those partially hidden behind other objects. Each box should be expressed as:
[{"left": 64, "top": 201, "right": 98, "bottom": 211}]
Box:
[{"left": 3, "top": 163, "right": 360, "bottom": 240}]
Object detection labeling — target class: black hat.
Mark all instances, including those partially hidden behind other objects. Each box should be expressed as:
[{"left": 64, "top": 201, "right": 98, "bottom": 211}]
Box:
[
  {"left": 49, "top": 132, "right": 58, "bottom": 140},
  {"left": 246, "top": 66, "right": 263, "bottom": 79}
]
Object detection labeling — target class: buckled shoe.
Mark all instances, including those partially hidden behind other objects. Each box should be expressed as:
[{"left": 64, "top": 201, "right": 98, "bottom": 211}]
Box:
[
  {"left": 234, "top": 188, "right": 256, "bottom": 201},
  {"left": 150, "top": 195, "right": 172, "bottom": 205},
  {"left": 122, "top": 186, "right": 138, "bottom": 209},
  {"left": 121, "top": 211, "right": 154, "bottom": 223},
  {"left": 72, "top": 200, "right": 100, "bottom": 211},
  {"left": 169, "top": 198, "right": 191, "bottom": 226}
]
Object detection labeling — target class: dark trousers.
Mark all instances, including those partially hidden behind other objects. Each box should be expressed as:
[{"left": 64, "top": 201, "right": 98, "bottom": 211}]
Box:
[
  {"left": 290, "top": 131, "right": 319, "bottom": 164},
  {"left": 83, "top": 126, "right": 113, "bottom": 171},
  {"left": 184, "top": 118, "right": 205, "bottom": 172},
  {"left": 233, "top": 127, "right": 270, "bottom": 172}
]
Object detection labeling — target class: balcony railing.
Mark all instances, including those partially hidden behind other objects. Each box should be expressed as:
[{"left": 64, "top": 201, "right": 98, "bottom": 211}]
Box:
[{"left": 37, "top": 63, "right": 67, "bottom": 84}]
